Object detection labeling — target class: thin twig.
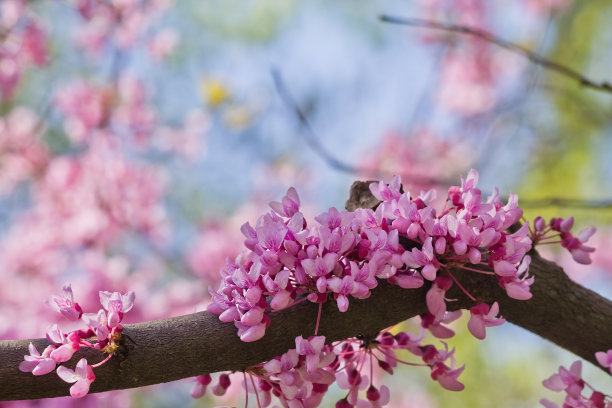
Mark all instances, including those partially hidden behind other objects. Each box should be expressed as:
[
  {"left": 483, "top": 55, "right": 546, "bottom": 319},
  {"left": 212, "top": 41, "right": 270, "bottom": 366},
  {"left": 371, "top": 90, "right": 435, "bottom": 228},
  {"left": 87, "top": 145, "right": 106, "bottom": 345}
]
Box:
[
  {"left": 519, "top": 197, "right": 612, "bottom": 209},
  {"left": 379, "top": 15, "right": 612, "bottom": 94},
  {"left": 271, "top": 68, "right": 452, "bottom": 188},
  {"left": 271, "top": 68, "right": 361, "bottom": 175}
]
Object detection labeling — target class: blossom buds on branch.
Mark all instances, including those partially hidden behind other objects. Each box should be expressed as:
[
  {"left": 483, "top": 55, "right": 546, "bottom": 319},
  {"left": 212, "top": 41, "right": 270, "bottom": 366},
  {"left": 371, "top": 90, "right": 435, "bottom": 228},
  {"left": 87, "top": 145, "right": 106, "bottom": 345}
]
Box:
[{"left": 20, "top": 285, "right": 135, "bottom": 398}]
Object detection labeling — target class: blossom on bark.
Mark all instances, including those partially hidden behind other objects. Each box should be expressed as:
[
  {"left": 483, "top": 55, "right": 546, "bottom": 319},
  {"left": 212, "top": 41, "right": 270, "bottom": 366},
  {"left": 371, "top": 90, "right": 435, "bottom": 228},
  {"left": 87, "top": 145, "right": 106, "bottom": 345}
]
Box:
[
  {"left": 18, "top": 343, "right": 57, "bottom": 376},
  {"left": 56, "top": 358, "right": 96, "bottom": 398},
  {"left": 99, "top": 290, "right": 135, "bottom": 327},
  {"left": 467, "top": 302, "right": 505, "bottom": 340}
]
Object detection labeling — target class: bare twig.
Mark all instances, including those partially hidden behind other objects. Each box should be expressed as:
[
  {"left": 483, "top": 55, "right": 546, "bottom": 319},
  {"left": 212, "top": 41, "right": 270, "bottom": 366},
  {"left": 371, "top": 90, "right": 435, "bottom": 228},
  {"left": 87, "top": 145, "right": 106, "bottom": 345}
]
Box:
[
  {"left": 379, "top": 15, "right": 612, "bottom": 94},
  {"left": 519, "top": 197, "right": 612, "bottom": 209},
  {"left": 271, "top": 69, "right": 361, "bottom": 175},
  {"left": 271, "top": 69, "right": 453, "bottom": 188}
]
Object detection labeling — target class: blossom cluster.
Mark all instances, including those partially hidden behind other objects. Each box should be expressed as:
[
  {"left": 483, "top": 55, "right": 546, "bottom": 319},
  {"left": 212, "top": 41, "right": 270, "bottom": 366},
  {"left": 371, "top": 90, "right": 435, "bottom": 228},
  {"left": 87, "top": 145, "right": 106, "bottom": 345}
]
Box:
[
  {"left": 191, "top": 331, "right": 465, "bottom": 407},
  {"left": 203, "top": 169, "right": 598, "bottom": 406},
  {"left": 19, "top": 284, "right": 135, "bottom": 398},
  {"left": 532, "top": 216, "right": 596, "bottom": 265},
  {"left": 541, "top": 356, "right": 612, "bottom": 408},
  {"left": 208, "top": 170, "right": 533, "bottom": 344}
]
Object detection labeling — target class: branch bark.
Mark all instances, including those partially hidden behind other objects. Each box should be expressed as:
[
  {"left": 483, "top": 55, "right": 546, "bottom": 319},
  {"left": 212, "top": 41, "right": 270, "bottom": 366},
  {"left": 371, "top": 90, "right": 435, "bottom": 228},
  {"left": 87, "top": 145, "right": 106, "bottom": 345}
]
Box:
[{"left": 1, "top": 182, "right": 611, "bottom": 401}]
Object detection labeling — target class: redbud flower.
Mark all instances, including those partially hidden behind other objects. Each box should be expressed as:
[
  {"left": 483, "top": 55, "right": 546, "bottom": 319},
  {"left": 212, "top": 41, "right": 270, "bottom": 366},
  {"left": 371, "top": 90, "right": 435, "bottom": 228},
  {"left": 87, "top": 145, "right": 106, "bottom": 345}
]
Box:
[
  {"left": 99, "top": 290, "right": 135, "bottom": 327},
  {"left": 431, "top": 361, "right": 465, "bottom": 391},
  {"left": 542, "top": 361, "right": 584, "bottom": 399},
  {"left": 534, "top": 216, "right": 546, "bottom": 232},
  {"left": 47, "top": 283, "right": 83, "bottom": 321},
  {"left": 363, "top": 384, "right": 391, "bottom": 407},
  {"left": 50, "top": 341, "right": 80, "bottom": 363},
  {"left": 190, "top": 374, "right": 212, "bottom": 398},
  {"left": 19, "top": 343, "right": 57, "bottom": 376},
  {"left": 595, "top": 350, "right": 612, "bottom": 374},
  {"left": 467, "top": 302, "right": 505, "bottom": 340},
  {"left": 564, "top": 227, "right": 596, "bottom": 265},
  {"left": 211, "top": 373, "right": 231, "bottom": 396},
  {"left": 270, "top": 186, "right": 300, "bottom": 217},
  {"left": 82, "top": 309, "right": 110, "bottom": 340},
  {"left": 56, "top": 358, "right": 95, "bottom": 398}
]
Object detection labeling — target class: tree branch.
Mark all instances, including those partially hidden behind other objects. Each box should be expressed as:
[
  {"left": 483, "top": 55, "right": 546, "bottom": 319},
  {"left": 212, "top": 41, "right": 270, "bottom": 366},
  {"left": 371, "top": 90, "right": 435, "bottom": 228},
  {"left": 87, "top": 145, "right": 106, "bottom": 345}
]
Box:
[
  {"left": 379, "top": 15, "right": 612, "bottom": 94},
  {"left": 2, "top": 182, "right": 612, "bottom": 401}
]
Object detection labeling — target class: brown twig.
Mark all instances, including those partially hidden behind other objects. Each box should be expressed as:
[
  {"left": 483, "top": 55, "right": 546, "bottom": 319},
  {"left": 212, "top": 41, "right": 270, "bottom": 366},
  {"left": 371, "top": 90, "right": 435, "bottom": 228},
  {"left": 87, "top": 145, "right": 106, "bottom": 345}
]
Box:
[
  {"left": 379, "top": 15, "right": 612, "bottom": 94},
  {"left": 272, "top": 68, "right": 361, "bottom": 175}
]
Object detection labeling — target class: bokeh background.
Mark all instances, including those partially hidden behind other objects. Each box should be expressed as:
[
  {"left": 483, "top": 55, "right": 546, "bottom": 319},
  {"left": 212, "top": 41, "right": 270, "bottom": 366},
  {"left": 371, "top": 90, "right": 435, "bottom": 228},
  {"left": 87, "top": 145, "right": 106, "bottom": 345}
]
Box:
[{"left": 2, "top": 0, "right": 612, "bottom": 406}]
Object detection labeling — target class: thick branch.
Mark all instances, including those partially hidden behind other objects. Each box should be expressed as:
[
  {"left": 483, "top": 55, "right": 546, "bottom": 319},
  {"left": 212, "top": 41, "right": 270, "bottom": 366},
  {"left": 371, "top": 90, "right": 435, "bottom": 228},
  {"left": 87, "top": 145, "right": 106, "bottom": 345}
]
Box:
[{"left": 2, "top": 183, "right": 612, "bottom": 401}]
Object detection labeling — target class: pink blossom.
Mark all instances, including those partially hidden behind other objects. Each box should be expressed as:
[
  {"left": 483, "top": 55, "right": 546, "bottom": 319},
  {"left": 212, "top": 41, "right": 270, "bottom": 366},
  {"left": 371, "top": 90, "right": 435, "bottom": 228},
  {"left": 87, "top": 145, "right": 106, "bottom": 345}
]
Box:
[
  {"left": 425, "top": 276, "right": 453, "bottom": 320},
  {"left": 420, "top": 342, "right": 465, "bottom": 391},
  {"left": 190, "top": 374, "right": 212, "bottom": 398},
  {"left": 19, "top": 342, "right": 57, "bottom": 375},
  {"left": 99, "top": 290, "right": 135, "bottom": 327},
  {"left": 357, "top": 385, "right": 391, "bottom": 408},
  {"left": 337, "top": 366, "right": 369, "bottom": 405},
  {"left": 82, "top": 309, "right": 111, "bottom": 341},
  {"left": 564, "top": 227, "right": 597, "bottom": 265},
  {"left": 542, "top": 361, "right": 584, "bottom": 399},
  {"left": 402, "top": 237, "right": 439, "bottom": 281},
  {"left": 431, "top": 361, "right": 465, "bottom": 391},
  {"left": 467, "top": 302, "right": 505, "bottom": 340},
  {"left": 56, "top": 358, "right": 96, "bottom": 398},
  {"left": 48, "top": 283, "right": 83, "bottom": 321},
  {"left": 295, "top": 335, "right": 326, "bottom": 373},
  {"left": 50, "top": 341, "right": 80, "bottom": 363},
  {"left": 328, "top": 275, "right": 356, "bottom": 312},
  {"left": 499, "top": 255, "right": 534, "bottom": 300},
  {"left": 236, "top": 321, "right": 267, "bottom": 343},
  {"left": 270, "top": 187, "right": 301, "bottom": 218},
  {"left": 369, "top": 176, "right": 402, "bottom": 203},
  {"left": 595, "top": 350, "right": 612, "bottom": 374},
  {"left": 420, "top": 310, "right": 462, "bottom": 339},
  {"left": 211, "top": 373, "right": 232, "bottom": 396}
]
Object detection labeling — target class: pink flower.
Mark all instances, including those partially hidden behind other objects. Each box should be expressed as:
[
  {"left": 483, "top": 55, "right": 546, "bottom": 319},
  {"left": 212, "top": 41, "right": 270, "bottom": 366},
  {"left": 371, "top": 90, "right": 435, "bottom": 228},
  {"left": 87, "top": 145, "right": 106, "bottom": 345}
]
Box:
[
  {"left": 328, "top": 275, "right": 356, "bottom": 312},
  {"left": 82, "top": 309, "right": 110, "bottom": 340},
  {"left": 563, "top": 227, "right": 596, "bottom": 265},
  {"left": 369, "top": 176, "right": 402, "bottom": 202},
  {"left": 270, "top": 187, "right": 301, "bottom": 218},
  {"left": 211, "top": 373, "right": 231, "bottom": 396},
  {"left": 337, "top": 366, "right": 369, "bottom": 405},
  {"left": 499, "top": 255, "right": 534, "bottom": 300},
  {"left": 99, "top": 290, "right": 135, "bottom": 327},
  {"left": 402, "top": 237, "right": 439, "bottom": 281},
  {"left": 50, "top": 342, "right": 80, "bottom": 363},
  {"left": 190, "top": 374, "right": 212, "bottom": 398},
  {"left": 542, "top": 361, "right": 584, "bottom": 399},
  {"left": 358, "top": 385, "right": 391, "bottom": 408},
  {"left": 47, "top": 283, "right": 83, "bottom": 321},
  {"left": 467, "top": 302, "right": 505, "bottom": 340},
  {"left": 431, "top": 361, "right": 465, "bottom": 391},
  {"left": 56, "top": 358, "right": 96, "bottom": 398},
  {"left": 425, "top": 276, "right": 453, "bottom": 320},
  {"left": 595, "top": 350, "right": 612, "bottom": 374},
  {"left": 420, "top": 310, "right": 462, "bottom": 339},
  {"left": 19, "top": 343, "right": 57, "bottom": 376},
  {"left": 295, "top": 335, "right": 326, "bottom": 373}
]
